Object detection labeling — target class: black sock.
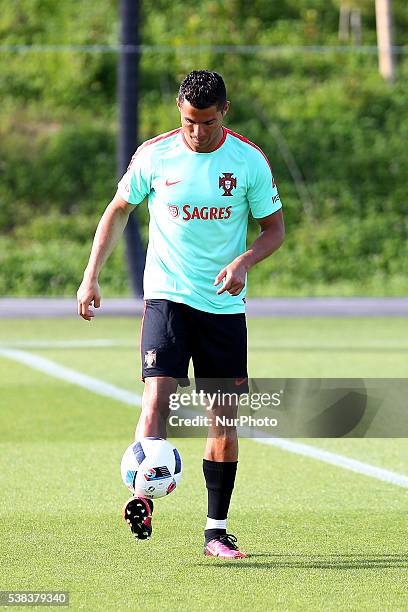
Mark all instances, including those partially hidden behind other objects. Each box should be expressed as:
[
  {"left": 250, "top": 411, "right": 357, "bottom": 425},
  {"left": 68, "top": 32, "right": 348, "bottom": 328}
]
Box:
[
  {"left": 204, "top": 528, "right": 226, "bottom": 543},
  {"left": 203, "top": 459, "right": 238, "bottom": 543}
]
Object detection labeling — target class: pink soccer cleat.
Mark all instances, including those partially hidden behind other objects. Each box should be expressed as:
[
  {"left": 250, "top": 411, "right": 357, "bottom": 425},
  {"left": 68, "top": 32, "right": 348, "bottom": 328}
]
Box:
[{"left": 204, "top": 534, "right": 248, "bottom": 559}]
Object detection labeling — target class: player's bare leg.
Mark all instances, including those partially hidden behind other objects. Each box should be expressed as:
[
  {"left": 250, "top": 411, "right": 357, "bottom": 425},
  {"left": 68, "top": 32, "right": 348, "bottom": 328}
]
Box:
[
  {"left": 124, "top": 377, "right": 178, "bottom": 541},
  {"left": 204, "top": 400, "right": 238, "bottom": 462},
  {"left": 135, "top": 376, "right": 178, "bottom": 440}
]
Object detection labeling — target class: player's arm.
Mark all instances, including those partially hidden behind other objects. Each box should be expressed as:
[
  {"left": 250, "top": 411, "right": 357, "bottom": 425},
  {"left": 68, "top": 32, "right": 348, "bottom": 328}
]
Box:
[
  {"left": 215, "top": 209, "right": 285, "bottom": 296},
  {"left": 241, "top": 208, "right": 285, "bottom": 269},
  {"left": 77, "top": 192, "right": 134, "bottom": 321}
]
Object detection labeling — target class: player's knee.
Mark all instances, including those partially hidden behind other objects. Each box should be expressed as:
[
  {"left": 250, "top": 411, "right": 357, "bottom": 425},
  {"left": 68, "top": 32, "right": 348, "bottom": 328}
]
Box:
[
  {"left": 210, "top": 428, "right": 237, "bottom": 446},
  {"left": 142, "top": 390, "right": 172, "bottom": 419}
]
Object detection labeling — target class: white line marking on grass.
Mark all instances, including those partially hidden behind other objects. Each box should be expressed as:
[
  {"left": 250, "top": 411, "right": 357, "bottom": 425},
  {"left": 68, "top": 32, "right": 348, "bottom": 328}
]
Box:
[
  {"left": 1, "top": 348, "right": 407, "bottom": 489},
  {"left": 253, "top": 437, "right": 408, "bottom": 489},
  {"left": 0, "top": 348, "right": 142, "bottom": 407},
  {"left": 0, "top": 339, "right": 127, "bottom": 349}
]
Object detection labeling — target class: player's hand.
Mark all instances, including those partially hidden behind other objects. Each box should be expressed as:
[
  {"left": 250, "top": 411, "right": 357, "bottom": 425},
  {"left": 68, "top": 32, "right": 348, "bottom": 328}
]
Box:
[
  {"left": 214, "top": 259, "right": 247, "bottom": 296},
  {"left": 77, "top": 278, "right": 101, "bottom": 321}
]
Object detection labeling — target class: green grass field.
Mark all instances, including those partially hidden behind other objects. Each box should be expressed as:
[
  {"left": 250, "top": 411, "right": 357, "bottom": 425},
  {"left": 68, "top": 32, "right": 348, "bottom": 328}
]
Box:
[{"left": 1, "top": 317, "right": 407, "bottom": 611}]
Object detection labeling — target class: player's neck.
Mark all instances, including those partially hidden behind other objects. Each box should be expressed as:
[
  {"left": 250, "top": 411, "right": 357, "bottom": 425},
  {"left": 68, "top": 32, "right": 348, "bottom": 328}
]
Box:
[{"left": 182, "top": 127, "right": 225, "bottom": 153}]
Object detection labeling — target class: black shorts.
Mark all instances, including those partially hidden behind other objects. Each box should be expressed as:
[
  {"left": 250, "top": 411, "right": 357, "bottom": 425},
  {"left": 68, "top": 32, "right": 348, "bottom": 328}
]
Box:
[{"left": 140, "top": 299, "right": 248, "bottom": 394}]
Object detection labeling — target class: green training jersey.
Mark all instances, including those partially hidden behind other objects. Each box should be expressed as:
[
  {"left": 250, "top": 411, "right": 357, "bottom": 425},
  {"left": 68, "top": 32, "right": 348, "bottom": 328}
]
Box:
[{"left": 117, "top": 127, "right": 282, "bottom": 314}]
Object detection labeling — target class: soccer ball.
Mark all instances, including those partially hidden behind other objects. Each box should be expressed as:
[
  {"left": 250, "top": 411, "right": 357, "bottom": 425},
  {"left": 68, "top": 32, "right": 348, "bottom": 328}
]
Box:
[{"left": 120, "top": 437, "right": 182, "bottom": 499}]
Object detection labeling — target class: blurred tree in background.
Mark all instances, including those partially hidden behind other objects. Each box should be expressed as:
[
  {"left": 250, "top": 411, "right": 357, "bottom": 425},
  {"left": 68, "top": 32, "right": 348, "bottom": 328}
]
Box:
[{"left": 0, "top": 0, "right": 407, "bottom": 296}]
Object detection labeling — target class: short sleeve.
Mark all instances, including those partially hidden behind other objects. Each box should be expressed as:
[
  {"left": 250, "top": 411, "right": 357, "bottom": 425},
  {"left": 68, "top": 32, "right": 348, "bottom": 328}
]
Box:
[
  {"left": 248, "top": 151, "right": 282, "bottom": 219},
  {"left": 117, "top": 146, "right": 152, "bottom": 205}
]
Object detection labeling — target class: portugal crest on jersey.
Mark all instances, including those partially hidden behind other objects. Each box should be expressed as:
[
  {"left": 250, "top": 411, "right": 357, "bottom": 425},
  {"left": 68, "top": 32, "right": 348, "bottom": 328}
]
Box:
[{"left": 219, "top": 172, "right": 237, "bottom": 196}]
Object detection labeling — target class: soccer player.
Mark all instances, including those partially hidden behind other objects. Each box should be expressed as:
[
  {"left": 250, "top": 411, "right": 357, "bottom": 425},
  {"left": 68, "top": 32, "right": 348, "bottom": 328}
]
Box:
[{"left": 77, "top": 70, "right": 284, "bottom": 559}]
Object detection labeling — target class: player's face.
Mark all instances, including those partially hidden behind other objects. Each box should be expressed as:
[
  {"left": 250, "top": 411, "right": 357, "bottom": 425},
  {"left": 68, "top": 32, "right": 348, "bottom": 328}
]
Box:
[{"left": 177, "top": 99, "right": 229, "bottom": 153}]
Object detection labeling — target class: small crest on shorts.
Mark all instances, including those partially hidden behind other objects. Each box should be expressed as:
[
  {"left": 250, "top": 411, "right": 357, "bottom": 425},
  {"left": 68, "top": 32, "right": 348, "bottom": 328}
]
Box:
[{"left": 144, "top": 349, "right": 157, "bottom": 368}]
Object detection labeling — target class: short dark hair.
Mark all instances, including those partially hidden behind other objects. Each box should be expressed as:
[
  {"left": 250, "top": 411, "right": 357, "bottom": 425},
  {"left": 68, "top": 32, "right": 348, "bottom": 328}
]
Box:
[{"left": 178, "top": 70, "right": 227, "bottom": 111}]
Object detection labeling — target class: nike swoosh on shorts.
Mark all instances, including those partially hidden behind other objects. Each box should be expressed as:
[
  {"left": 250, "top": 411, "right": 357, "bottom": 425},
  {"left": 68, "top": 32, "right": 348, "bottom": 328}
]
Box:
[{"left": 235, "top": 378, "right": 248, "bottom": 386}]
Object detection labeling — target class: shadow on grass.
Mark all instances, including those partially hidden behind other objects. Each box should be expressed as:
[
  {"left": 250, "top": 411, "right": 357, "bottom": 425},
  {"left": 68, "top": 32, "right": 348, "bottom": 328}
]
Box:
[{"left": 196, "top": 552, "right": 408, "bottom": 570}]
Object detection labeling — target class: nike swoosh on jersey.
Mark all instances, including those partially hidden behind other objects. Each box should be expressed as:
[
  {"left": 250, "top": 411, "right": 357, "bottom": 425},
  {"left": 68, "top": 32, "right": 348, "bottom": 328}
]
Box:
[
  {"left": 165, "top": 179, "right": 183, "bottom": 186},
  {"left": 234, "top": 377, "right": 248, "bottom": 386}
]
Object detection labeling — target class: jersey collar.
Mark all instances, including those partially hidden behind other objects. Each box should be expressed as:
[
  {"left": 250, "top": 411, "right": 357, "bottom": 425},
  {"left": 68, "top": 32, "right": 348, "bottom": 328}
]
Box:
[{"left": 180, "top": 127, "right": 227, "bottom": 153}]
